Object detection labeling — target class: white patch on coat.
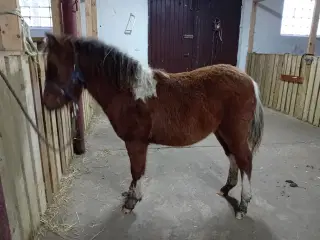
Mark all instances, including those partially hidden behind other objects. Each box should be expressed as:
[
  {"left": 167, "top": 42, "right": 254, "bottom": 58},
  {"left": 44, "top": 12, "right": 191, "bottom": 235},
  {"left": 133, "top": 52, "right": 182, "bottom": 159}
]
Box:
[
  {"left": 133, "top": 178, "right": 142, "bottom": 200},
  {"left": 133, "top": 64, "right": 157, "bottom": 102},
  {"left": 241, "top": 173, "right": 252, "bottom": 201}
]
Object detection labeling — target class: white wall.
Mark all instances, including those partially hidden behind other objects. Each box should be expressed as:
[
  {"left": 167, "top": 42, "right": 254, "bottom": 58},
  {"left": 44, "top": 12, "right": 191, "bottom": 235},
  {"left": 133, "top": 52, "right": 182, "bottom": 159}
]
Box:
[
  {"left": 237, "top": 0, "right": 320, "bottom": 70},
  {"left": 96, "top": 0, "right": 149, "bottom": 66}
]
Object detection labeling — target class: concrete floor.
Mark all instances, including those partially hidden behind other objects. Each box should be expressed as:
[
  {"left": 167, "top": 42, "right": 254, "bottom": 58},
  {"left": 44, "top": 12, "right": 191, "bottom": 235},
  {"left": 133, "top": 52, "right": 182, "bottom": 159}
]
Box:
[{"left": 40, "top": 108, "right": 320, "bottom": 240}]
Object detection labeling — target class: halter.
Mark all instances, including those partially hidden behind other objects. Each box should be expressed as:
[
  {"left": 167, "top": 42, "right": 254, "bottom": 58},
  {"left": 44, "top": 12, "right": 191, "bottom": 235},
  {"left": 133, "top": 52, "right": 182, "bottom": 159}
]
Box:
[{"left": 46, "top": 51, "right": 86, "bottom": 115}]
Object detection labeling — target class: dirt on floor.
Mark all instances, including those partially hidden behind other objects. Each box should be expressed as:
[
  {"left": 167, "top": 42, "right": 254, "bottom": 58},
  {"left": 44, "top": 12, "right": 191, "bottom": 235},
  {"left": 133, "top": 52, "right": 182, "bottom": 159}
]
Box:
[{"left": 37, "top": 108, "right": 320, "bottom": 240}]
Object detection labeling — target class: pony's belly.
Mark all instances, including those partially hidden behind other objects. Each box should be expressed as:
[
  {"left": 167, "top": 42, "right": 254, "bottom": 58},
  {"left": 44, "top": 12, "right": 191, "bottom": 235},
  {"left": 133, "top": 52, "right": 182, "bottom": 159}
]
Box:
[{"left": 150, "top": 127, "right": 214, "bottom": 147}]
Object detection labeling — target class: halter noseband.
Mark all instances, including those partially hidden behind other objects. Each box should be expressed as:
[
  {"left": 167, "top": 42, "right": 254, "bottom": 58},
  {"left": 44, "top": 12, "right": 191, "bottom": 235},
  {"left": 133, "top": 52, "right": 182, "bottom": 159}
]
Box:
[{"left": 48, "top": 51, "right": 86, "bottom": 101}]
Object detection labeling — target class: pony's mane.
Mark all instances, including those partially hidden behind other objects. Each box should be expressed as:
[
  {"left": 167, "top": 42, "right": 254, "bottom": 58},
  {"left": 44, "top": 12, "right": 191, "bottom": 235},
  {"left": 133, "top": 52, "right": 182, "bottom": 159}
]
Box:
[{"left": 44, "top": 36, "right": 157, "bottom": 94}]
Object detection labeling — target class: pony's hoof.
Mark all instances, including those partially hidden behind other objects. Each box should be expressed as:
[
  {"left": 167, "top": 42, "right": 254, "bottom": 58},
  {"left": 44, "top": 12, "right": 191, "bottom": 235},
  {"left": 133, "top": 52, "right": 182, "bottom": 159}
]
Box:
[
  {"left": 236, "top": 211, "right": 245, "bottom": 220},
  {"left": 216, "top": 191, "right": 225, "bottom": 197},
  {"left": 121, "top": 192, "right": 141, "bottom": 214},
  {"left": 121, "top": 206, "right": 133, "bottom": 214}
]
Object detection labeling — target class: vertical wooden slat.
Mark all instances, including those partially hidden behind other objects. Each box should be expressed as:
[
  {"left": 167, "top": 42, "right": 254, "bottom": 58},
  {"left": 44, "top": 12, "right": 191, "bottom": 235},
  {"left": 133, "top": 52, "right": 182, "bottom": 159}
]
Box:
[
  {"left": 21, "top": 56, "right": 47, "bottom": 217},
  {"left": 285, "top": 55, "right": 297, "bottom": 114},
  {"left": 257, "top": 54, "right": 265, "bottom": 93},
  {"left": 50, "top": 113, "right": 62, "bottom": 182},
  {"left": 309, "top": 57, "right": 320, "bottom": 125},
  {"left": 272, "top": 55, "right": 285, "bottom": 109},
  {"left": 1, "top": 55, "right": 32, "bottom": 240},
  {"left": 0, "top": 54, "right": 21, "bottom": 240},
  {"left": 245, "top": 53, "right": 252, "bottom": 74},
  {"left": 294, "top": 56, "right": 313, "bottom": 119},
  {"left": 289, "top": 55, "right": 302, "bottom": 116},
  {"left": 249, "top": 53, "right": 256, "bottom": 78},
  {"left": 85, "top": 0, "right": 93, "bottom": 36},
  {"left": 38, "top": 55, "right": 58, "bottom": 194},
  {"left": 259, "top": 54, "right": 268, "bottom": 103},
  {"left": 280, "top": 54, "right": 292, "bottom": 112},
  {"left": 91, "top": 0, "right": 98, "bottom": 37},
  {"left": 7, "top": 55, "right": 42, "bottom": 232},
  {"left": 56, "top": 111, "right": 67, "bottom": 174},
  {"left": 268, "top": 54, "right": 279, "bottom": 107},
  {"left": 29, "top": 56, "right": 53, "bottom": 205},
  {"left": 277, "top": 54, "right": 288, "bottom": 110},
  {"left": 263, "top": 54, "right": 276, "bottom": 105},
  {"left": 302, "top": 57, "right": 317, "bottom": 121}
]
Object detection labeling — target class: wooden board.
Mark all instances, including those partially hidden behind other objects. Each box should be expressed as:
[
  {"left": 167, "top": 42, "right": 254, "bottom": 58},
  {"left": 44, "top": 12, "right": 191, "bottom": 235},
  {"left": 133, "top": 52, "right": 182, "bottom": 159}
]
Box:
[
  {"left": 85, "top": 0, "right": 93, "bottom": 36},
  {"left": 294, "top": 56, "right": 313, "bottom": 119},
  {"left": 263, "top": 54, "right": 276, "bottom": 105},
  {"left": 302, "top": 57, "right": 318, "bottom": 122},
  {"left": 28, "top": 56, "right": 53, "bottom": 205},
  {"left": 284, "top": 55, "right": 297, "bottom": 114},
  {"left": 289, "top": 56, "right": 302, "bottom": 116},
  {"left": 6, "top": 55, "right": 42, "bottom": 231},
  {"left": 0, "top": 0, "right": 23, "bottom": 51},
  {"left": 91, "top": 0, "right": 98, "bottom": 37},
  {"left": 272, "top": 55, "right": 285, "bottom": 109},
  {"left": 0, "top": 54, "right": 23, "bottom": 240},
  {"left": 309, "top": 57, "right": 320, "bottom": 125},
  {"left": 268, "top": 55, "right": 279, "bottom": 107},
  {"left": 38, "top": 55, "right": 59, "bottom": 194},
  {"left": 280, "top": 54, "right": 292, "bottom": 112}
]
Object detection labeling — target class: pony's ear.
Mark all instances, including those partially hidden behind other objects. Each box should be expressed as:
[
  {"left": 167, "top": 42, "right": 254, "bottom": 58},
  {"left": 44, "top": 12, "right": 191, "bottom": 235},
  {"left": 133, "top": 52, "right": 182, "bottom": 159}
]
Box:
[{"left": 44, "top": 32, "right": 61, "bottom": 50}]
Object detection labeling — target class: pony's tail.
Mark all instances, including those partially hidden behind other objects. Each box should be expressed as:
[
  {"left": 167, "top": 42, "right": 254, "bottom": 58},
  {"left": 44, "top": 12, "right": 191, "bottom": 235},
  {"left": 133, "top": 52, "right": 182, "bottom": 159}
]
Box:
[{"left": 248, "top": 79, "right": 264, "bottom": 155}]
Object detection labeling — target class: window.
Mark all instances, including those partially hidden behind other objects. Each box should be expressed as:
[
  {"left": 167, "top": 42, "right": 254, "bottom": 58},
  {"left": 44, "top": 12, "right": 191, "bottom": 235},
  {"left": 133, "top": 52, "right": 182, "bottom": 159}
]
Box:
[
  {"left": 280, "top": 0, "right": 319, "bottom": 37},
  {"left": 20, "top": 0, "right": 52, "bottom": 27}
]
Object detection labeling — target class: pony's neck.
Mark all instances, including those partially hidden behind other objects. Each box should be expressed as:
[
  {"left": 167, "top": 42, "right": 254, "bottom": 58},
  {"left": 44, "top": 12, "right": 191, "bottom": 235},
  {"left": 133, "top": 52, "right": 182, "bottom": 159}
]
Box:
[{"left": 75, "top": 38, "right": 157, "bottom": 107}]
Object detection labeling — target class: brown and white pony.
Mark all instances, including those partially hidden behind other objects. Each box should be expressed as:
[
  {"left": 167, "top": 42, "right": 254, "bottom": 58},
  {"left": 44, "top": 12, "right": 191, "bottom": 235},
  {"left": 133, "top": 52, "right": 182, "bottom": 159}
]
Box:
[{"left": 42, "top": 33, "right": 264, "bottom": 219}]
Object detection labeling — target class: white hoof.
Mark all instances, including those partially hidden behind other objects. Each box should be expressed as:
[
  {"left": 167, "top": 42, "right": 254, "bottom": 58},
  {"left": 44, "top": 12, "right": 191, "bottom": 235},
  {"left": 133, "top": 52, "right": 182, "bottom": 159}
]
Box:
[
  {"left": 121, "top": 207, "right": 132, "bottom": 214},
  {"left": 236, "top": 212, "right": 245, "bottom": 220}
]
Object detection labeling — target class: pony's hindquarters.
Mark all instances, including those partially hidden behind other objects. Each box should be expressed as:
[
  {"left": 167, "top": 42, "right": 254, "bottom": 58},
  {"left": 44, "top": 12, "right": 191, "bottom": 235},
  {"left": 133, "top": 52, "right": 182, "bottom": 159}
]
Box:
[{"left": 248, "top": 79, "right": 264, "bottom": 155}]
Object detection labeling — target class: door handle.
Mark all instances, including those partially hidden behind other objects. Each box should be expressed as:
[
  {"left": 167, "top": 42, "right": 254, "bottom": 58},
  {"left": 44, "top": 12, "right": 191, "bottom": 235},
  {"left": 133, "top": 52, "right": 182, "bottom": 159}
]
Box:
[
  {"left": 183, "top": 34, "right": 194, "bottom": 39},
  {"left": 184, "top": 53, "right": 190, "bottom": 57}
]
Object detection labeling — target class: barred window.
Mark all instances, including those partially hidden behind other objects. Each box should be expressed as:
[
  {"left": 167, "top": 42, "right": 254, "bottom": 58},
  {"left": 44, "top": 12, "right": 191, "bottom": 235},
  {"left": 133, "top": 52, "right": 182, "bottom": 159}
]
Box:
[
  {"left": 20, "top": 0, "right": 52, "bottom": 27},
  {"left": 280, "top": 0, "right": 318, "bottom": 36}
]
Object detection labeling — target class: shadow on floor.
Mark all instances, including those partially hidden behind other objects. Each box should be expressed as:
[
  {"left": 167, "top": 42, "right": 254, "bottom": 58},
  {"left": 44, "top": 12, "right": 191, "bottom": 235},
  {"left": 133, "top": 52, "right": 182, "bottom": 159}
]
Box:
[{"left": 76, "top": 197, "right": 278, "bottom": 240}]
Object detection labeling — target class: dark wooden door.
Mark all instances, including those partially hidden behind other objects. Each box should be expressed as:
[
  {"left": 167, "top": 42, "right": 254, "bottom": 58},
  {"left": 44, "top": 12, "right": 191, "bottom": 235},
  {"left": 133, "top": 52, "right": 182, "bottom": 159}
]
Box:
[
  {"left": 148, "top": 0, "right": 242, "bottom": 72},
  {"left": 148, "top": 0, "right": 195, "bottom": 73},
  {"left": 192, "top": 0, "right": 242, "bottom": 68}
]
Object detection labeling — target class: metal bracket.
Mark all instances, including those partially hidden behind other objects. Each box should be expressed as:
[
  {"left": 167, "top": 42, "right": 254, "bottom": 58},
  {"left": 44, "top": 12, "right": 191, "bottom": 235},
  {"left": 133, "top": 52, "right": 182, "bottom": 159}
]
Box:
[{"left": 304, "top": 56, "right": 314, "bottom": 65}]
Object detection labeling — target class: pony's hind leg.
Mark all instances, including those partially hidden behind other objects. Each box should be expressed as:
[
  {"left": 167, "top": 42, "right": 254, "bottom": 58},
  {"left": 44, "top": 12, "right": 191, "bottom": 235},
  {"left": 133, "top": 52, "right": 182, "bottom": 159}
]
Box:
[
  {"left": 121, "top": 141, "right": 148, "bottom": 214},
  {"left": 233, "top": 144, "right": 253, "bottom": 220},
  {"left": 215, "top": 132, "right": 239, "bottom": 197}
]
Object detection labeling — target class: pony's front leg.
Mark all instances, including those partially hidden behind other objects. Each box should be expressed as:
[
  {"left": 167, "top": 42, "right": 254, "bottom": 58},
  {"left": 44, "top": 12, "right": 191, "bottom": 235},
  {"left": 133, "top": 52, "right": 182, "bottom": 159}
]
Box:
[{"left": 122, "top": 141, "right": 148, "bottom": 214}]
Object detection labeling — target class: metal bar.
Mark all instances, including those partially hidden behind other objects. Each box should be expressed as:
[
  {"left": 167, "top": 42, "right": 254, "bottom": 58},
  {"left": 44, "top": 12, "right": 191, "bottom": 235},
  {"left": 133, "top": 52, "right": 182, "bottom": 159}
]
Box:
[{"left": 61, "top": 0, "right": 86, "bottom": 154}]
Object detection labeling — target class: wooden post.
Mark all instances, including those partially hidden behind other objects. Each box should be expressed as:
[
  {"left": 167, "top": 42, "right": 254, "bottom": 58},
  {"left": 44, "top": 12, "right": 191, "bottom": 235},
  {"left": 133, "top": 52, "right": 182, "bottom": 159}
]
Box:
[
  {"left": 85, "top": 0, "right": 93, "bottom": 36},
  {"left": 307, "top": 0, "right": 320, "bottom": 54},
  {"left": 0, "top": 0, "right": 23, "bottom": 51},
  {"left": 91, "top": 0, "right": 98, "bottom": 37},
  {"left": 248, "top": 0, "right": 258, "bottom": 53},
  {"left": 76, "top": 1, "right": 82, "bottom": 36},
  {"left": 245, "top": 0, "right": 258, "bottom": 72},
  {"left": 51, "top": 0, "right": 63, "bottom": 34}
]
